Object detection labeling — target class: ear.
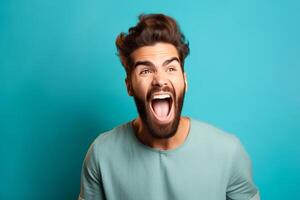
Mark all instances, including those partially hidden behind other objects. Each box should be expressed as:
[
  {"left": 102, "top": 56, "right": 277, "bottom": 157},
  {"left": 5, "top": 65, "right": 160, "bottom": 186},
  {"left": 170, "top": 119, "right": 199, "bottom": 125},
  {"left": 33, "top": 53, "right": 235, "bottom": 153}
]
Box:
[
  {"left": 125, "top": 77, "right": 133, "bottom": 96},
  {"left": 184, "top": 72, "right": 188, "bottom": 92}
]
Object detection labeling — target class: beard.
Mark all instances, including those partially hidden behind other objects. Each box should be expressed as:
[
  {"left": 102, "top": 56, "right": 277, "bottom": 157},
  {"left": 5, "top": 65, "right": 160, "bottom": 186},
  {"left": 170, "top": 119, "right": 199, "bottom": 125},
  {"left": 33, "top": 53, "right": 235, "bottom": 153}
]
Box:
[{"left": 132, "top": 84, "right": 186, "bottom": 139}]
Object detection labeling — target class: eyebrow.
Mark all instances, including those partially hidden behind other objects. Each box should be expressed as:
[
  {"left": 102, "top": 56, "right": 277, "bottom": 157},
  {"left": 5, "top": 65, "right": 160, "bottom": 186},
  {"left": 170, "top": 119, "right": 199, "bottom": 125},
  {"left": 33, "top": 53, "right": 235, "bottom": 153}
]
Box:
[
  {"left": 163, "top": 57, "right": 180, "bottom": 66},
  {"left": 133, "top": 57, "right": 180, "bottom": 69}
]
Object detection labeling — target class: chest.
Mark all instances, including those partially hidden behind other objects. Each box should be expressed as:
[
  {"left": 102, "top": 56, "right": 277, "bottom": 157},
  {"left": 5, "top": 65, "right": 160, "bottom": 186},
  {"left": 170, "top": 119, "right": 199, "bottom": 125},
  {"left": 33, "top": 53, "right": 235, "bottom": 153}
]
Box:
[{"left": 100, "top": 151, "right": 230, "bottom": 200}]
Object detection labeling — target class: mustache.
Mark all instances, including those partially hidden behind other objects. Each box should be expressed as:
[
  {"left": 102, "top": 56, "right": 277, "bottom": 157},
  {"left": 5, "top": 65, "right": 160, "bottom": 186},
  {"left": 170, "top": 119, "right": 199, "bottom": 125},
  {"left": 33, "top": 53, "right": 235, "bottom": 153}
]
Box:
[{"left": 146, "top": 85, "right": 174, "bottom": 101}]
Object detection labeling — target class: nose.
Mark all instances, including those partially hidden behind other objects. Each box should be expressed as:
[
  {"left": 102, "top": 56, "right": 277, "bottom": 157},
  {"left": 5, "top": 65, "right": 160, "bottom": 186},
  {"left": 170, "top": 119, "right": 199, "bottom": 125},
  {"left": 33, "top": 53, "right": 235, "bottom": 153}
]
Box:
[{"left": 151, "top": 71, "right": 167, "bottom": 87}]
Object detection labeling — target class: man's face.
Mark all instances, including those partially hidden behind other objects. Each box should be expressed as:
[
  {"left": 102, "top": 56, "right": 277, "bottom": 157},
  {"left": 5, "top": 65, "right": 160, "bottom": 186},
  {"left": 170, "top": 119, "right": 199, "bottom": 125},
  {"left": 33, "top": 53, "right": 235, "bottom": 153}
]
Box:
[{"left": 126, "top": 43, "right": 187, "bottom": 139}]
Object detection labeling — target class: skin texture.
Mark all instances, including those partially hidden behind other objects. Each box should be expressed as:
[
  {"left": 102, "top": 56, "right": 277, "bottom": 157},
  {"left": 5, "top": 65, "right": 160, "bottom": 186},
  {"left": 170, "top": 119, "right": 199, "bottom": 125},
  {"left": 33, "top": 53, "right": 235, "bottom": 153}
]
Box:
[{"left": 126, "top": 43, "right": 190, "bottom": 150}]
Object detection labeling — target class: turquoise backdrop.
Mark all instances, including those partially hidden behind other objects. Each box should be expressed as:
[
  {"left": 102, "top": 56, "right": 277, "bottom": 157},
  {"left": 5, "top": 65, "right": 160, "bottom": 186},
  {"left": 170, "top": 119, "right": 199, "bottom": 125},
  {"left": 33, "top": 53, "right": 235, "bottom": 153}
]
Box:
[{"left": 1, "top": 0, "right": 299, "bottom": 199}]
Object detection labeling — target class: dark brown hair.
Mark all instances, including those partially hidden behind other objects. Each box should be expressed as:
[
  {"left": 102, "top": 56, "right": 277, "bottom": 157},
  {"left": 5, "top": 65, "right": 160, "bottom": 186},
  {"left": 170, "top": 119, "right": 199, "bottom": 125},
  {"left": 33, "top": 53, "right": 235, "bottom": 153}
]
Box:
[{"left": 116, "top": 13, "right": 190, "bottom": 75}]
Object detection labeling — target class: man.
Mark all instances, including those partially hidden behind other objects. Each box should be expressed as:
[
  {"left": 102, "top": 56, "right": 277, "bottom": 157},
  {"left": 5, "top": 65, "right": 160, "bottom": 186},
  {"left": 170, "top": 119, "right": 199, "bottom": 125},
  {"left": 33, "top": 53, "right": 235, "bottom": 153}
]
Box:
[{"left": 78, "top": 14, "right": 260, "bottom": 200}]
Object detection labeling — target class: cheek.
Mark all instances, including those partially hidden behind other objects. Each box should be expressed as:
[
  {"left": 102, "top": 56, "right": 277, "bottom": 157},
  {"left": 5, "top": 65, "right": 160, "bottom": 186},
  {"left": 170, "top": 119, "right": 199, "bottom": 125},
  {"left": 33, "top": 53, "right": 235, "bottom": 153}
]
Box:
[
  {"left": 171, "top": 76, "right": 186, "bottom": 91},
  {"left": 132, "top": 79, "right": 150, "bottom": 98}
]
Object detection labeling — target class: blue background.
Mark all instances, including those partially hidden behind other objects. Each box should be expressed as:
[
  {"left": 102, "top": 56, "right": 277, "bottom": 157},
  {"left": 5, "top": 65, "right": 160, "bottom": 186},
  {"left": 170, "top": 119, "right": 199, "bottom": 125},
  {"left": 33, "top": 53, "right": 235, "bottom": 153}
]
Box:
[{"left": 1, "top": 0, "right": 299, "bottom": 199}]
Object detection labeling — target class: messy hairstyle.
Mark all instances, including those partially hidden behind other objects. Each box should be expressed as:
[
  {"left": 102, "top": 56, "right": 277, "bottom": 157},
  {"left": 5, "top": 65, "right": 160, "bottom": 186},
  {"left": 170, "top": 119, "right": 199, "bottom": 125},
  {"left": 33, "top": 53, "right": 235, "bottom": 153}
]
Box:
[{"left": 115, "top": 13, "right": 190, "bottom": 76}]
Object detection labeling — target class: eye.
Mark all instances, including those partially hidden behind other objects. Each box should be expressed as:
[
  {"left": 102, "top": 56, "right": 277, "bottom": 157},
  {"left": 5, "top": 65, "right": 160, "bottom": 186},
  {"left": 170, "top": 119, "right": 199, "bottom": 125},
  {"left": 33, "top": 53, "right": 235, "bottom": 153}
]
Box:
[
  {"left": 140, "top": 68, "right": 152, "bottom": 75},
  {"left": 167, "top": 66, "right": 177, "bottom": 72}
]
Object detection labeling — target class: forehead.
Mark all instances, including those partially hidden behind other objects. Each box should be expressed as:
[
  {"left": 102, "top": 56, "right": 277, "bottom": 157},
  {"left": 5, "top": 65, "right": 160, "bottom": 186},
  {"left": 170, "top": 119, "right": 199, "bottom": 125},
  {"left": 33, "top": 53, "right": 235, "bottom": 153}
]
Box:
[{"left": 131, "top": 43, "right": 179, "bottom": 63}]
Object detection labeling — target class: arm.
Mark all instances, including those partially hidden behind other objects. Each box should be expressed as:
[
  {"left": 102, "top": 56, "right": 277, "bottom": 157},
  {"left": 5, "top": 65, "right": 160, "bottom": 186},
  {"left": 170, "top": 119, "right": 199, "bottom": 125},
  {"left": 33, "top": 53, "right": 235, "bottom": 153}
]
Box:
[
  {"left": 78, "top": 143, "right": 106, "bottom": 200},
  {"left": 226, "top": 138, "right": 260, "bottom": 200}
]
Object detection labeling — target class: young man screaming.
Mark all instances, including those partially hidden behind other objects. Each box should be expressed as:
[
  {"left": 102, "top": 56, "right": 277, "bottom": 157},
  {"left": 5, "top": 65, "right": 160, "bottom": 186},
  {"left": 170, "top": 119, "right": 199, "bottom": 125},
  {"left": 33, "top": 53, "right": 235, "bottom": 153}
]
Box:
[{"left": 78, "top": 13, "right": 260, "bottom": 200}]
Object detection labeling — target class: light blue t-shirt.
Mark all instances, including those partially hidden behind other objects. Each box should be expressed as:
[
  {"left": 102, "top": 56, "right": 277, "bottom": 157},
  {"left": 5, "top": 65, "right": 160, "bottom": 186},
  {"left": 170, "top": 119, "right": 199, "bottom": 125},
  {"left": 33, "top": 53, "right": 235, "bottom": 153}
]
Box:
[{"left": 79, "top": 118, "right": 260, "bottom": 200}]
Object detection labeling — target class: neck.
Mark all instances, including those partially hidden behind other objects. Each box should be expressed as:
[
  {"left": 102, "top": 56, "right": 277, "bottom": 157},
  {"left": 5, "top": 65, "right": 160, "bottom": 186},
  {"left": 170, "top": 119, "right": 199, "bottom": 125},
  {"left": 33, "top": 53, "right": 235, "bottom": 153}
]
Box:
[{"left": 132, "top": 116, "right": 190, "bottom": 150}]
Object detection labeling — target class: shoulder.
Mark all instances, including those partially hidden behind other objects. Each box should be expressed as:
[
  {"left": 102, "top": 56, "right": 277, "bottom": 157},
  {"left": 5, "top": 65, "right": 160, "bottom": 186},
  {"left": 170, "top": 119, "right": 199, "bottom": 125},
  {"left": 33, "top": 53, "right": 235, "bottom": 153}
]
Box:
[
  {"left": 86, "top": 121, "right": 134, "bottom": 161},
  {"left": 190, "top": 118, "right": 243, "bottom": 154},
  {"left": 92, "top": 122, "right": 131, "bottom": 149},
  {"left": 190, "top": 119, "right": 259, "bottom": 199}
]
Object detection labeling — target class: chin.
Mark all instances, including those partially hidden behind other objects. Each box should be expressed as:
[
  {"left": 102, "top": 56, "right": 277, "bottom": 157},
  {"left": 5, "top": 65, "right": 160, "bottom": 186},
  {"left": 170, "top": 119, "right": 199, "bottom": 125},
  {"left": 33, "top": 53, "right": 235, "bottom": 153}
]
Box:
[{"left": 146, "top": 116, "right": 180, "bottom": 139}]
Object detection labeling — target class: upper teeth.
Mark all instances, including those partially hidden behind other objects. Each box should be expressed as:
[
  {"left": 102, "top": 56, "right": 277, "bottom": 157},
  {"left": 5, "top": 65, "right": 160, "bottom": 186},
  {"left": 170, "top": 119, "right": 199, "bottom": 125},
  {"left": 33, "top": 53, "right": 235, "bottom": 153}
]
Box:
[{"left": 152, "top": 94, "right": 170, "bottom": 100}]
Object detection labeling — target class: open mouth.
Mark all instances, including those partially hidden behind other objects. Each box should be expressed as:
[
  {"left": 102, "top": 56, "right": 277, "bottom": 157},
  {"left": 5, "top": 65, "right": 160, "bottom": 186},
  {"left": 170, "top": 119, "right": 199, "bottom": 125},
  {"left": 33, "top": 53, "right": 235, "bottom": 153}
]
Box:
[{"left": 150, "top": 93, "right": 173, "bottom": 122}]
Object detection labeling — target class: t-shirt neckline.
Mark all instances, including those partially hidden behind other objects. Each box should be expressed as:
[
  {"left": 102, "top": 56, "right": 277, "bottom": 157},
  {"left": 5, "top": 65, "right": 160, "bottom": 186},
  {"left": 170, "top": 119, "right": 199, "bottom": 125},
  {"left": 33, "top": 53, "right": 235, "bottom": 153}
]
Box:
[{"left": 127, "top": 117, "right": 193, "bottom": 154}]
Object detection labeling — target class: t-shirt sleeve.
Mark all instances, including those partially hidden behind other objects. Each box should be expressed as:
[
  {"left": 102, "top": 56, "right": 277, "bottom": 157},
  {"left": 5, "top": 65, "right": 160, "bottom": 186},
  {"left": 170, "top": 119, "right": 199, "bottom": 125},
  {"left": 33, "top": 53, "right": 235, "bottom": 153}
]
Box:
[
  {"left": 78, "top": 143, "right": 106, "bottom": 200},
  {"left": 226, "top": 138, "right": 260, "bottom": 200}
]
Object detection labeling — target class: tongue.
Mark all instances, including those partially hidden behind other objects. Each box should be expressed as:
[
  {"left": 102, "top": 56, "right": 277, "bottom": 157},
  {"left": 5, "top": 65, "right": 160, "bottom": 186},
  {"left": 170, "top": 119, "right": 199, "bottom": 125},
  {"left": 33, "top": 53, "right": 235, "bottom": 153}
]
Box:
[{"left": 152, "top": 100, "right": 169, "bottom": 119}]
